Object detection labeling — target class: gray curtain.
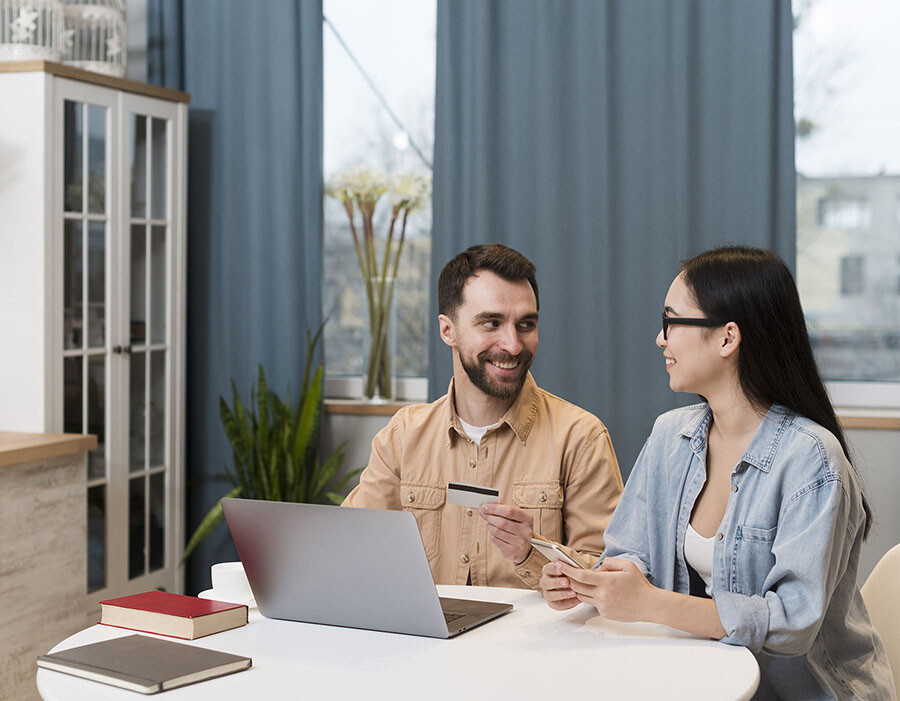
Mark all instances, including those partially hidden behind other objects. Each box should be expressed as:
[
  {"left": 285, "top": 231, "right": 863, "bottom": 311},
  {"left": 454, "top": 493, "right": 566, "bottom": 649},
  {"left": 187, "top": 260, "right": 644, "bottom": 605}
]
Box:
[
  {"left": 148, "top": 0, "right": 324, "bottom": 593},
  {"left": 430, "top": 0, "right": 795, "bottom": 477}
]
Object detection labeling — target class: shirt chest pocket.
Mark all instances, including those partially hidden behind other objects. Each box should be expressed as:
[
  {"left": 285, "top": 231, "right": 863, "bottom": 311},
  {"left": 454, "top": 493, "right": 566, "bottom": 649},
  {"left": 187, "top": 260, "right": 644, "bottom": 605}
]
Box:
[
  {"left": 731, "top": 524, "right": 777, "bottom": 595},
  {"left": 400, "top": 482, "right": 446, "bottom": 561},
  {"left": 513, "top": 481, "right": 564, "bottom": 543}
]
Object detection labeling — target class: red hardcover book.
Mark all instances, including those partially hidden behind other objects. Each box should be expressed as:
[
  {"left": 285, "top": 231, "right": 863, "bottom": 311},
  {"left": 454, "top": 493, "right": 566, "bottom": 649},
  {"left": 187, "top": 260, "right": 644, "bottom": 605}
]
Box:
[{"left": 99, "top": 591, "right": 248, "bottom": 640}]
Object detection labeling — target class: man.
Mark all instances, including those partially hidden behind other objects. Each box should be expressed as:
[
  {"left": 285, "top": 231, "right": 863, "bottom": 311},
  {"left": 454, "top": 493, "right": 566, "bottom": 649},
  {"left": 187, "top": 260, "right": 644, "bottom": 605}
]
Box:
[{"left": 343, "top": 244, "right": 623, "bottom": 589}]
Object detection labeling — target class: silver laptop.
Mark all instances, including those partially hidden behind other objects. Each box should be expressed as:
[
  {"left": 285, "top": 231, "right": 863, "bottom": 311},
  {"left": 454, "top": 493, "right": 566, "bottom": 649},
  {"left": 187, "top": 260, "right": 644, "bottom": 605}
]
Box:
[{"left": 221, "top": 498, "right": 513, "bottom": 638}]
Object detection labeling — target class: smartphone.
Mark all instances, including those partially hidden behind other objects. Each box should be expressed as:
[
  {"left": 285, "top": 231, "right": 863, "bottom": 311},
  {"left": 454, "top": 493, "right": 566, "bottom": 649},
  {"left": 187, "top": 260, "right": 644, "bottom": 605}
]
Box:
[{"left": 529, "top": 538, "right": 584, "bottom": 568}]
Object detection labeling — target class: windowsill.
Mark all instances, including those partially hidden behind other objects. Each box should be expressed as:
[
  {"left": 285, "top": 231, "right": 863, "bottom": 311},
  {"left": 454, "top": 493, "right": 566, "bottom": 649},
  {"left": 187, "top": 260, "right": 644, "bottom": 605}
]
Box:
[
  {"left": 836, "top": 408, "right": 900, "bottom": 430},
  {"left": 325, "top": 398, "right": 418, "bottom": 416}
]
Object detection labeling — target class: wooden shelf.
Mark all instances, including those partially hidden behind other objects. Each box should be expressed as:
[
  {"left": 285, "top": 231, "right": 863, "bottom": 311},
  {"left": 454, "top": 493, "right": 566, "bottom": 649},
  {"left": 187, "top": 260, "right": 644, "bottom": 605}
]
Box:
[
  {"left": 0, "top": 61, "right": 190, "bottom": 103},
  {"left": 0, "top": 432, "right": 97, "bottom": 468}
]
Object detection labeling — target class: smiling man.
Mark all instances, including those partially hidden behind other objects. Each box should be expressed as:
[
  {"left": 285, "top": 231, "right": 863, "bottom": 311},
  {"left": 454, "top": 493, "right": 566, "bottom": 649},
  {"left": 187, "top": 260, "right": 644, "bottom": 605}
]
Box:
[{"left": 343, "top": 244, "right": 623, "bottom": 588}]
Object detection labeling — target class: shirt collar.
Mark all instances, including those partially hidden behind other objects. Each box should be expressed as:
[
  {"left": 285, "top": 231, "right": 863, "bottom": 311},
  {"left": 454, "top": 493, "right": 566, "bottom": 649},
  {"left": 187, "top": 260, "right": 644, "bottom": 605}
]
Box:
[
  {"left": 679, "top": 402, "right": 795, "bottom": 473},
  {"left": 444, "top": 372, "right": 540, "bottom": 446}
]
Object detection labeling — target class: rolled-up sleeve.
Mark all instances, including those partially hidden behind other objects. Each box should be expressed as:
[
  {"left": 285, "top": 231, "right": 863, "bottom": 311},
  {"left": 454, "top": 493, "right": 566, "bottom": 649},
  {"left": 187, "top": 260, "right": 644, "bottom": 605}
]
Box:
[{"left": 714, "top": 475, "right": 853, "bottom": 654}]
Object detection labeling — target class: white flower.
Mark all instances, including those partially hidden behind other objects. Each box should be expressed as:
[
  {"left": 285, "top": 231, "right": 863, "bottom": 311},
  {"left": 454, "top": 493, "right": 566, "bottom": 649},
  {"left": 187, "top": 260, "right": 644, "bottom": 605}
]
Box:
[
  {"left": 328, "top": 165, "right": 389, "bottom": 203},
  {"left": 325, "top": 171, "right": 352, "bottom": 202},
  {"left": 389, "top": 172, "right": 431, "bottom": 211}
]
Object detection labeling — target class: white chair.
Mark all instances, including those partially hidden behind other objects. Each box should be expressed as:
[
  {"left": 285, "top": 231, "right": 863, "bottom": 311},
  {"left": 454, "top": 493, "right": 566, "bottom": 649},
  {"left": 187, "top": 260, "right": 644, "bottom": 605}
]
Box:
[{"left": 861, "top": 543, "right": 900, "bottom": 696}]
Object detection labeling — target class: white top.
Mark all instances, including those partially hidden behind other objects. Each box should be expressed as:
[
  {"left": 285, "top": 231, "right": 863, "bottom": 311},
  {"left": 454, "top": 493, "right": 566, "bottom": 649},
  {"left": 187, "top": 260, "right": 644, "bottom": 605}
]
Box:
[
  {"left": 684, "top": 522, "right": 715, "bottom": 596},
  {"left": 36, "top": 585, "right": 759, "bottom": 701},
  {"left": 458, "top": 417, "right": 499, "bottom": 446}
]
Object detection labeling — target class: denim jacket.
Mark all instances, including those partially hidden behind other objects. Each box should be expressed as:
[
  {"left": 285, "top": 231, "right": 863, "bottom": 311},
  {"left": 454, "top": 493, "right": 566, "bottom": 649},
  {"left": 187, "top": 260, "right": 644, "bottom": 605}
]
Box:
[{"left": 601, "top": 403, "right": 895, "bottom": 700}]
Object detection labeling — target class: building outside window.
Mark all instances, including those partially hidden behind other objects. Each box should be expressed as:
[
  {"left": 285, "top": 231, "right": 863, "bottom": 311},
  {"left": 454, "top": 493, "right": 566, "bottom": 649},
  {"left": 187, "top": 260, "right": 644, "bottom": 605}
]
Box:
[
  {"left": 322, "top": 0, "right": 435, "bottom": 400},
  {"left": 794, "top": 0, "right": 900, "bottom": 400},
  {"left": 839, "top": 255, "right": 865, "bottom": 296},
  {"left": 817, "top": 197, "right": 871, "bottom": 230}
]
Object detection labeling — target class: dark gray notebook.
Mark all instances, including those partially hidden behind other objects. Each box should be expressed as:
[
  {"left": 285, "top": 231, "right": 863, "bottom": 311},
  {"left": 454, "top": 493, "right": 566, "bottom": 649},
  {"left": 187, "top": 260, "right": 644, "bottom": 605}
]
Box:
[{"left": 37, "top": 634, "right": 251, "bottom": 694}]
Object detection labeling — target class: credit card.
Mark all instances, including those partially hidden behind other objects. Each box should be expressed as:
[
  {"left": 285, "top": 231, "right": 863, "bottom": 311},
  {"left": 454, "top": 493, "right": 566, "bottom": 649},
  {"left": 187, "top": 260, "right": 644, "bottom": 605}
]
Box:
[{"left": 447, "top": 481, "right": 499, "bottom": 508}]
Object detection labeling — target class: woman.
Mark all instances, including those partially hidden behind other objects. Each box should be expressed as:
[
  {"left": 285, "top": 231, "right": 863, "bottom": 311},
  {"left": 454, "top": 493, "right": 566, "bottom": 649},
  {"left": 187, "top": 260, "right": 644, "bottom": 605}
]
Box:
[{"left": 541, "top": 247, "right": 894, "bottom": 699}]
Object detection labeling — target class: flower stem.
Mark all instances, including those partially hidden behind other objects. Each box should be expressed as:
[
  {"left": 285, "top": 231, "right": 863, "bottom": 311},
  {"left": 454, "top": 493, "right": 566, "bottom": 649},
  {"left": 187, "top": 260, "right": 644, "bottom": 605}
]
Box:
[{"left": 367, "top": 207, "right": 409, "bottom": 398}]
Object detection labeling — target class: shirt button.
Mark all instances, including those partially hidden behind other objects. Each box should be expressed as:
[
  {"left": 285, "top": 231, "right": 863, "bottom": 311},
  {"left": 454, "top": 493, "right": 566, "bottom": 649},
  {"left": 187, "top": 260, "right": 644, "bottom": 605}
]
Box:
[
  {"left": 523, "top": 571, "right": 532, "bottom": 578},
  {"left": 460, "top": 554, "right": 469, "bottom": 563},
  {"left": 469, "top": 459, "right": 476, "bottom": 468},
  {"left": 716, "top": 533, "right": 724, "bottom": 541},
  {"left": 733, "top": 485, "right": 739, "bottom": 493},
  {"left": 539, "top": 492, "right": 548, "bottom": 502},
  {"left": 406, "top": 492, "right": 415, "bottom": 503},
  {"left": 466, "top": 509, "right": 473, "bottom": 517}
]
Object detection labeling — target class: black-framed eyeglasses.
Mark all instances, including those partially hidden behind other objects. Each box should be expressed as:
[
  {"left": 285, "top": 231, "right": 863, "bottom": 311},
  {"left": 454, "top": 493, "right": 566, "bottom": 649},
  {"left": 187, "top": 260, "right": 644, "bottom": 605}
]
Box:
[{"left": 661, "top": 313, "right": 726, "bottom": 340}]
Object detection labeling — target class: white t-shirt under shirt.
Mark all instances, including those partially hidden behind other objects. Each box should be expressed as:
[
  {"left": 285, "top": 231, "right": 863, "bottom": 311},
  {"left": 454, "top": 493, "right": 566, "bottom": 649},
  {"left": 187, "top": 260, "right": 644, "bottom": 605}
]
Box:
[
  {"left": 683, "top": 523, "right": 715, "bottom": 596},
  {"left": 458, "top": 417, "right": 501, "bottom": 447}
]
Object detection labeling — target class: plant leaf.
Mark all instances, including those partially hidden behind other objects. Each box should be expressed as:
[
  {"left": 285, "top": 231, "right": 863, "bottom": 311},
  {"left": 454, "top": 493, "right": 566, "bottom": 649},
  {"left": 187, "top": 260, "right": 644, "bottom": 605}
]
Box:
[
  {"left": 324, "top": 491, "right": 346, "bottom": 505},
  {"left": 181, "top": 485, "right": 242, "bottom": 562},
  {"left": 301, "top": 322, "right": 326, "bottom": 399},
  {"left": 332, "top": 466, "right": 364, "bottom": 493},
  {"left": 294, "top": 364, "right": 323, "bottom": 462},
  {"left": 311, "top": 449, "right": 344, "bottom": 502},
  {"left": 212, "top": 326, "right": 345, "bottom": 526},
  {"left": 256, "top": 364, "right": 269, "bottom": 464}
]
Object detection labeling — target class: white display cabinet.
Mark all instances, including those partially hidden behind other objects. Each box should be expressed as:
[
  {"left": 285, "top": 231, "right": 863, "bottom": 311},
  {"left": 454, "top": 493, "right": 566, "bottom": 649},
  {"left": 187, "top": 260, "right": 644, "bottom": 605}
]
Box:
[{"left": 0, "top": 61, "right": 189, "bottom": 602}]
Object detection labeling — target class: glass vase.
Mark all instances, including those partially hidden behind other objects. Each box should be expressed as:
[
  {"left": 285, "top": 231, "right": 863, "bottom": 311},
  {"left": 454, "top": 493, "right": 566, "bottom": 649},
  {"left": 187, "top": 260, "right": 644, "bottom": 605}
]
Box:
[{"left": 363, "top": 275, "right": 397, "bottom": 402}]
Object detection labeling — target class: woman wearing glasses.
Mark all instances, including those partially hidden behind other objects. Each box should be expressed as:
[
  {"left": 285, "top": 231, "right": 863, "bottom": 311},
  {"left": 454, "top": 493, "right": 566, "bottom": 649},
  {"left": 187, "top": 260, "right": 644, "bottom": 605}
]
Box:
[{"left": 540, "top": 247, "right": 894, "bottom": 699}]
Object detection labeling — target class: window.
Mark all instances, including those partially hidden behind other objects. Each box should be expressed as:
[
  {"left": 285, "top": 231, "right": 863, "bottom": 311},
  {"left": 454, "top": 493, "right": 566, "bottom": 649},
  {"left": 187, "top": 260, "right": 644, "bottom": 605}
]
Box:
[
  {"left": 322, "top": 0, "right": 436, "bottom": 400},
  {"left": 794, "top": 0, "right": 900, "bottom": 403},
  {"left": 839, "top": 255, "right": 864, "bottom": 295},
  {"left": 817, "top": 197, "right": 871, "bottom": 229}
]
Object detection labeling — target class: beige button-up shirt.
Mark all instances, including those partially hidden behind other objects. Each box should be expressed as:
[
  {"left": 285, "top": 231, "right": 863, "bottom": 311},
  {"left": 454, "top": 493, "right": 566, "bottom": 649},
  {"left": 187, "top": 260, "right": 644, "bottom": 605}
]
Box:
[{"left": 343, "top": 373, "right": 623, "bottom": 589}]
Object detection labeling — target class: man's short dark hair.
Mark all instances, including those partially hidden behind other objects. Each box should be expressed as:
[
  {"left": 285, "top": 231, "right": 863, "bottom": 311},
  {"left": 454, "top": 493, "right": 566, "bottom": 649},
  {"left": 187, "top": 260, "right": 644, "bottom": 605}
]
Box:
[{"left": 438, "top": 244, "right": 539, "bottom": 317}]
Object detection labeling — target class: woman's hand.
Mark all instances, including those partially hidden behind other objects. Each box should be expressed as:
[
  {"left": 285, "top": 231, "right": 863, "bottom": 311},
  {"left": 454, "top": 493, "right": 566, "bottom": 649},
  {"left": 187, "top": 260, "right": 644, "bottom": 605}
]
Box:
[
  {"left": 556, "top": 557, "right": 660, "bottom": 622},
  {"left": 538, "top": 561, "right": 581, "bottom": 610}
]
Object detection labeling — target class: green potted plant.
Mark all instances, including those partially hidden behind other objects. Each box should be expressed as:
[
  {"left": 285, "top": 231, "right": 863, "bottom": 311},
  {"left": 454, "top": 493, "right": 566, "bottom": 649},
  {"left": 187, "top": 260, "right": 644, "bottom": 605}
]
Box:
[{"left": 183, "top": 325, "right": 360, "bottom": 560}]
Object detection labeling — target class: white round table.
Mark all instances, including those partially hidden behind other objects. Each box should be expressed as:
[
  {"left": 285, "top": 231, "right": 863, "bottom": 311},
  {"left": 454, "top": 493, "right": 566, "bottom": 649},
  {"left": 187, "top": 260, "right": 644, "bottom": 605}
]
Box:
[{"left": 37, "top": 585, "right": 759, "bottom": 700}]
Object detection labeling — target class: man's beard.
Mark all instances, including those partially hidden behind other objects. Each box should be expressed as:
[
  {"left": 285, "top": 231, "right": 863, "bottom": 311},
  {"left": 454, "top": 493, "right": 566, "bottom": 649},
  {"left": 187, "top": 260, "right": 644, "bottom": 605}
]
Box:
[{"left": 459, "top": 349, "right": 533, "bottom": 399}]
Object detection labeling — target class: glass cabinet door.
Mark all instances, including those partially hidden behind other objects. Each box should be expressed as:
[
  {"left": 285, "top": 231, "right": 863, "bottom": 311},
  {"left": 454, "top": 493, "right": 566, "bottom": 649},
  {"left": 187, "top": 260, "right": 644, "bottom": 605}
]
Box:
[
  {"left": 127, "top": 110, "right": 171, "bottom": 582},
  {"left": 62, "top": 98, "right": 110, "bottom": 594}
]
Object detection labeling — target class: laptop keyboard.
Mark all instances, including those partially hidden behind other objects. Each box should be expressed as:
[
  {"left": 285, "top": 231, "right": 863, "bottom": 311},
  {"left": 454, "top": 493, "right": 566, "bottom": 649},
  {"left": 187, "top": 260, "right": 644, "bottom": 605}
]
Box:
[{"left": 444, "top": 611, "right": 465, "bottom": 623}]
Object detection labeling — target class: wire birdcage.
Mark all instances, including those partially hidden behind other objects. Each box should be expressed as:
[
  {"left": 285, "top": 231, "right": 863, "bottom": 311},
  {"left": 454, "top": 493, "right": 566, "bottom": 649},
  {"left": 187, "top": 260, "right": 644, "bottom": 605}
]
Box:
[
  {"left": 0, "top": 0, "right": 63, "bottom": 61},
  {"left": 62, "top": 0, "right": 125, "bottom": 77}
]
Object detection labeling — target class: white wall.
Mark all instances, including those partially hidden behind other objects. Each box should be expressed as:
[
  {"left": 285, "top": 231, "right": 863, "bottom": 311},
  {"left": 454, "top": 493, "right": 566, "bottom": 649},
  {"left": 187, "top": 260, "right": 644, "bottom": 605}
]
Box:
[
  {"left": 846, "top": 428, "right": 900, "bottom": 585},
  {"left": 321, "top": 412, "right": 390, "bottom": 497}
]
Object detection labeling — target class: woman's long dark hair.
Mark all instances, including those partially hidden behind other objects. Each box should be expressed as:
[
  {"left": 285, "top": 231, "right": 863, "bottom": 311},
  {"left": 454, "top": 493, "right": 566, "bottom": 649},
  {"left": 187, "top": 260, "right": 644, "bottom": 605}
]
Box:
[{"left": 681, "top": 246, "right": 871, "bottom": 536}]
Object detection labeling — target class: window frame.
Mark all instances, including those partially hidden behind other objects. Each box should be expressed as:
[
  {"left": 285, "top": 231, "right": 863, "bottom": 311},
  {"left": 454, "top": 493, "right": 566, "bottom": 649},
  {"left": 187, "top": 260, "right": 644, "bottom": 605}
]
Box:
[{"left": 325, "top": 376, "right": 428, "bottom": 402}]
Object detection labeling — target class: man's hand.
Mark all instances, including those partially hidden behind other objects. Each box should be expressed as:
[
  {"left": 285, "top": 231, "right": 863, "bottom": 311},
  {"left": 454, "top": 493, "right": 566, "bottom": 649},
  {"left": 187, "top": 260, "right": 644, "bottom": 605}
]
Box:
[
  {"left": 479, "top": 503, "right": 534, "bottom": 564},
  {"left": 554, "top": 558, "right": 660, "bottom": 622},
  {"left": 539, "top": 560, "right": 580, "bottom": 610}
]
